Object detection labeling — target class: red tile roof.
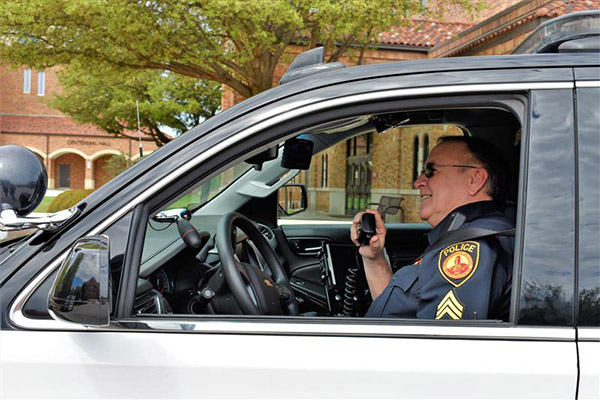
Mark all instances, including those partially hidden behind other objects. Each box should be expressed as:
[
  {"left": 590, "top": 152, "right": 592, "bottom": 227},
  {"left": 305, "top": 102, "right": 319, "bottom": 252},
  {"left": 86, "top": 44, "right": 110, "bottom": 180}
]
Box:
[
  {"left": 432, "top": 0, "right": 600, "bottom": 57},
  {"left": 536, "top": 0, "right": 600, "bottom": 18},
  {"left": 377, "top": 20, "right": 472, "bottom": 48}
]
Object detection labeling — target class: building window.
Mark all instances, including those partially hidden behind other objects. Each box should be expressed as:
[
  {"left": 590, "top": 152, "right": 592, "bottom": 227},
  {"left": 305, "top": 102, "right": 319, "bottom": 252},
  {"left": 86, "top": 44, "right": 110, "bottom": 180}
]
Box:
[
  {"left": 412, "top": 136, "right": 420, "bottom": 182},
  {"left": 321, "top": 154, "right": 328, "bottom": 187},
  {"left": 37, "top": 71, "right": 45, "bottom": 96},
  {"left": 23, "top": 69, "right": 31, "bottom": 93},
  {"left": 423, "top": 134, "right": 430, "bottom": 163},
  {"left": 347, "top": 133, "right": 373, "bottom": 157}
]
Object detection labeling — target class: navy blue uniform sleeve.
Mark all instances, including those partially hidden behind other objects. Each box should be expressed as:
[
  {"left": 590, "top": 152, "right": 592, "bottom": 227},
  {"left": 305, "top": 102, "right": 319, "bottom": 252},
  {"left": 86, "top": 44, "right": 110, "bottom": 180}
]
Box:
[
  {"left": 417, "top": 239, "right": 499, "bottom": 320},
  {"left": 365, "top": 265, "right": 420, "bottom": 318}
]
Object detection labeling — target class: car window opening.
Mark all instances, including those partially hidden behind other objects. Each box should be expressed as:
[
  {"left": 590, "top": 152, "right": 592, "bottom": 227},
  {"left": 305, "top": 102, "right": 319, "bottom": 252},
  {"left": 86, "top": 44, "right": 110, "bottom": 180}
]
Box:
[{"left": 133, "top": 102, "right": 522, "bottom": 324}]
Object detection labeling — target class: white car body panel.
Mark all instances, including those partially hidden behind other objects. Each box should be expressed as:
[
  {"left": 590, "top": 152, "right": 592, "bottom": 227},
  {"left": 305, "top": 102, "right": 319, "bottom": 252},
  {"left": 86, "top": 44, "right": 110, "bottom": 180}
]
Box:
[
  {"left": 578, "top": 328, "right": 600, "bottom": 399},
  {"left": 1, "top": 327, "right": 577, "bottom": 399}
]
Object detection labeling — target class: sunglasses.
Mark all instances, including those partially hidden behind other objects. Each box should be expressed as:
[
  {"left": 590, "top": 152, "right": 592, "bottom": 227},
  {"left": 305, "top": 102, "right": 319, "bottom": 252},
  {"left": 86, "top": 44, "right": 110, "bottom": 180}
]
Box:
[{"left": 422, "top": 162, "right": 480, "bottom": 178}]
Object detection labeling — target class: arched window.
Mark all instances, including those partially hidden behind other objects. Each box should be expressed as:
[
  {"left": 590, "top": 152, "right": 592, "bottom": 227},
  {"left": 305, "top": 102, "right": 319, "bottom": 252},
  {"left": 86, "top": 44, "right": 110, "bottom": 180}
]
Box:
[{"left": 412, "top": 136, "right": 420, "bottom": 182}]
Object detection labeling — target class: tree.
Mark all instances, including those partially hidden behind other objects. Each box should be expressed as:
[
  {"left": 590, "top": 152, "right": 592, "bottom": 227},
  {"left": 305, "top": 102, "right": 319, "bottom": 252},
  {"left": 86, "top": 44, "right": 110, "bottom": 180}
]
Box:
[
  {"left": 48, "top": 61, "right": 221, "bottom": 145},
  {"left": 0, "top": 0, "right": 480, "bottom": 99},
  {"left": 102, "top": 152, "right": 136, "bottom": 179}
]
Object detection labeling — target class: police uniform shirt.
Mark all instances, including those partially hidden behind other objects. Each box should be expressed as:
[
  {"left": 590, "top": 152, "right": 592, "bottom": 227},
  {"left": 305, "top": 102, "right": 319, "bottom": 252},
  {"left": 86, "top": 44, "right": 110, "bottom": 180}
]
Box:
[{"left": 365, "top": 201, "right": 515, "bottom": 320}]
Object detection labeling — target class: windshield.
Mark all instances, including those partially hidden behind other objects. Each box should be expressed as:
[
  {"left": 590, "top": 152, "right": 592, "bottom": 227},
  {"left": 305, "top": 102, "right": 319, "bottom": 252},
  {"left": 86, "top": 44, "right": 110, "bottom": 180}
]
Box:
[{"left": 166, "top": 163, "right": 252, "bottom": 211}]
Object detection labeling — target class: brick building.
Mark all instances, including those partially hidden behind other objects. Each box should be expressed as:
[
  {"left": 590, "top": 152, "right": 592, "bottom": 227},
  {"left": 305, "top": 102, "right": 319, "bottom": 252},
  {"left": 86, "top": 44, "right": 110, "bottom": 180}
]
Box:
[
  {"left": 290, "top": 0, "right": 600, "bottom": 222},
  {"left": 0, "top": 66, "right": 158, "bottom": 190}
]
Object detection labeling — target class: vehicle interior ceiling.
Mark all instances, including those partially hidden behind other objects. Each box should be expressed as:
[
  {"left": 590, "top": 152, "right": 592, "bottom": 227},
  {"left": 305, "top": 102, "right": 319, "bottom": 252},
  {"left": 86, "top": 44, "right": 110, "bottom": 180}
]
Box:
[
  {"left": 310, "top": 106, "right": 521, "bottom": 204},
  {"left": 135, "top": 103, "right": 522, "bottom": 317}
]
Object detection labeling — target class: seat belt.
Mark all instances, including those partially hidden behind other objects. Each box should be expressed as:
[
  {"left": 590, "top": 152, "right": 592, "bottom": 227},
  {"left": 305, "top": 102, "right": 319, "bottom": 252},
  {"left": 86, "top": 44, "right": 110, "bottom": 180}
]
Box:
[{"left": 419, "top": 211, "right": 515, "bottom": 258}]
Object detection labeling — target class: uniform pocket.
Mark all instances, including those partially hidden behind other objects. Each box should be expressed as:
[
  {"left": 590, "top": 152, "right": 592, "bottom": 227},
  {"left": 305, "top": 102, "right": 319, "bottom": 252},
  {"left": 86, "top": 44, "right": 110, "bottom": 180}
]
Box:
[
  {"left": 393, "top": 265, "right": 419, "bottom": 292},
  {"left": 366, "top": 265, "right": 420, "bottom": 318}
]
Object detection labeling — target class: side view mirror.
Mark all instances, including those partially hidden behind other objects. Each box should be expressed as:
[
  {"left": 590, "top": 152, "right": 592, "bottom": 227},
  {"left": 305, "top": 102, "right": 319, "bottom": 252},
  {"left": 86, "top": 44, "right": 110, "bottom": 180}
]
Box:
[
  {"left": 0, "top": 145, "right": 47, "bottom": 217},
  {"left": 152, "top": 207, "right": 192, "bottom": 223},
  {"left": 278, "top": 184, "right": 307, "bottom": 216},
  {"left": 48, "top": 235, "right": 111, "bottom": 327},
  {"left": 0, "top": 145, "right": 79, "bottom": 232}
]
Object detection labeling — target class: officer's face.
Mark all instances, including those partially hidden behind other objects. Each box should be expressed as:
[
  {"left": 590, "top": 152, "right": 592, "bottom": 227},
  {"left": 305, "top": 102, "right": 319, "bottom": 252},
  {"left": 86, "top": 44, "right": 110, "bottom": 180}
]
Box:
[{"left": 413, "top": 142, "right": 481, "bottom": 227}]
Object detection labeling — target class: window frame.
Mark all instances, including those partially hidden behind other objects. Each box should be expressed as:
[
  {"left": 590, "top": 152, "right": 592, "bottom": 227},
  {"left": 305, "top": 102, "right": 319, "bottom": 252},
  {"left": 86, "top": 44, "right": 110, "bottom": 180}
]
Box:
[
  {"left": 515, "top": 89, "right": 577, "bottom": 326},
  {"left": 120, "top": 92, "right": 529, "bottom": 329},
  {"left": 575, "top": 85, "right": 600, "bottom": 327}
]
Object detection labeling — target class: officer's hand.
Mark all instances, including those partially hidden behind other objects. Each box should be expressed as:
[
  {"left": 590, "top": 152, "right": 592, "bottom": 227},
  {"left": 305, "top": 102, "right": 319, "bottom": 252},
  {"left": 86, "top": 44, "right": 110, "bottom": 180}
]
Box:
[{"left": 351, "top": 210, "right": 387, "bottom": 260}]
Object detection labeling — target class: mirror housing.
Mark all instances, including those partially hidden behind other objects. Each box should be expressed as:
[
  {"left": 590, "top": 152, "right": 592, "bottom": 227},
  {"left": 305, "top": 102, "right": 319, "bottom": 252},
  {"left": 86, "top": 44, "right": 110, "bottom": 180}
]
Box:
[
  {"left": 278, "top": 184, "right": 307, "bottom": 216},
  {"left": 281, "top": 138, "right": 314, "bottom": 170},
  {"left": 245, "top": 147, "right": 278, "bottom": 171},
  {"left": 152, "top": 207, "right": 191, "bottom": 223},
  {"left": 0, "top": 145, "right": 47, "bottom": 216},
  {"left": 48, "top": 235, "right": 111, "bottom": 327}
]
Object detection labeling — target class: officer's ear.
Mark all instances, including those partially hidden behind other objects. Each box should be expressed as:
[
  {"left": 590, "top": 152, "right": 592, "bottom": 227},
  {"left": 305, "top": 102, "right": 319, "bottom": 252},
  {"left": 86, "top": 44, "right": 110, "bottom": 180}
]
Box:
[{"left": 468, "top": 167, "right": 489, "bottom": 197}]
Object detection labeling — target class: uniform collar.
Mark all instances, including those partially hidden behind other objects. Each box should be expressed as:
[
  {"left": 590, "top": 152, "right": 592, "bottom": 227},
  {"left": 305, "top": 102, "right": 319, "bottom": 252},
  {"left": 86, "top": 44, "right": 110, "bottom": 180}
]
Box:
[{"left": 427, "top": 201, "right": 500, "bottom": 245}]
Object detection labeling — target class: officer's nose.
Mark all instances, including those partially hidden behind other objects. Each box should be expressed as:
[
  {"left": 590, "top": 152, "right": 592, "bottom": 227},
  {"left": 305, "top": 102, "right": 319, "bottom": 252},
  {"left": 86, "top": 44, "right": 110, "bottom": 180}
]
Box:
[{"left": 414, "top": 172, "right": 427, "bottom": 189}]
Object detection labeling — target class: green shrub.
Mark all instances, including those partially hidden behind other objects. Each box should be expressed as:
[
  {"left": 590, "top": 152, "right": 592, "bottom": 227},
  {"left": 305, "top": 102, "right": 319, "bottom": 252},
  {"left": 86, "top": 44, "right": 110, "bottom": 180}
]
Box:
[
  {"left": 47, "top": 189, "right": 94, "bottom": 213},
  {"left": 33, "top": 196, "right": 55, "bottom": 213}
]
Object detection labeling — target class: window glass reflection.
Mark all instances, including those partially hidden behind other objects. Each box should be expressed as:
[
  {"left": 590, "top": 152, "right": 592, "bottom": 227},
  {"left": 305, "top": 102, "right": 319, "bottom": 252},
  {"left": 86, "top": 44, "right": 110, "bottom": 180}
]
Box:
[
  {"left": 577, "top": 87, "right": 600, "bottom": 327},
  {"left": 518, "top": 90, "right": 575, "bottom": 326}
]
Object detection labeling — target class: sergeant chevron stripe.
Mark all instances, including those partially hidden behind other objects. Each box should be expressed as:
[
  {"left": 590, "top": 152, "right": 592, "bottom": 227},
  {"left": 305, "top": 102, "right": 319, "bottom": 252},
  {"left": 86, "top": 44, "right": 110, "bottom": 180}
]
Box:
[{"left": 435, "top": 289, "right": 464, "bottom": 320}]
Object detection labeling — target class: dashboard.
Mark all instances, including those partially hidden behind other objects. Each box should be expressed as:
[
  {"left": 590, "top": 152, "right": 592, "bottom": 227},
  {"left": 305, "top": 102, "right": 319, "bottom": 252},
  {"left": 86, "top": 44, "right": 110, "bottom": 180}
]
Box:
[{"left": 139, "top": 216, "right": 279, "bottom": 315}]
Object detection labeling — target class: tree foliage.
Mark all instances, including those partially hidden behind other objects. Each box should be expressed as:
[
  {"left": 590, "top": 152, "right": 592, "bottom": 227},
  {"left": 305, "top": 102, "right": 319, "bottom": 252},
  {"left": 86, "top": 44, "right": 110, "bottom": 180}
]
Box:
[
  {"left": 48, "top": 62, "right": 221, "bottom": 145},
  {"left": 102, "top": 152, "right": 138, "bottom": 179},
  {"left": 47, "top": 189, "right": 94, "bottom": 213},
  {"left": 0, "top": 0, "right": 480, "bottom": 99}
]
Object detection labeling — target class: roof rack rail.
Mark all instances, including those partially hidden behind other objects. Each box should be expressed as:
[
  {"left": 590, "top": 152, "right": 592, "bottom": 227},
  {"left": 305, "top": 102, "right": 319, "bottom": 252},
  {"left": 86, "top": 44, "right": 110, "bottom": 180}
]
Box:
[
  {"left": 512, "top": 10, "right": 600, "bottom": 54},
  {"left": 279, "top": 47, "right": 345, "bottom": 85}
]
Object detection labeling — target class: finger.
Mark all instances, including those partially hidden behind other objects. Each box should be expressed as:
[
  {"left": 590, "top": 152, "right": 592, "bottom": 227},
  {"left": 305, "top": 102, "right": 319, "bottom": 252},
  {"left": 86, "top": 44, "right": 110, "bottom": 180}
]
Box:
[
  {"left": 350, "top": 211, "right": 364, "bottom": 245},
  {"left": 350, "top": 228, "right": 359, "bottom": 246},
  {"left": 369, "top": 235, "right": 381, "bottom": 250},
  {"left": 352, "top": 211, "right": 365, "bottom": 225},
  {"left": 370, "top": 210, "right": 387, "bottom": 235},
  {"left": 351, "top": 211, "right": 364, "bottom": 238}
]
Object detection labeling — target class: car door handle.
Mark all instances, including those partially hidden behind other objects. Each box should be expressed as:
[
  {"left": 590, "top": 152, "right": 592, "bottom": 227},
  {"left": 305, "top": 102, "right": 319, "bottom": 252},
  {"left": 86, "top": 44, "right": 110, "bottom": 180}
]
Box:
[
  {"left": 289, "top": 239, "right": 326, "bottom": 254},
  {"left": 304, "top": 246, "right": 322, "bottom": 251}
]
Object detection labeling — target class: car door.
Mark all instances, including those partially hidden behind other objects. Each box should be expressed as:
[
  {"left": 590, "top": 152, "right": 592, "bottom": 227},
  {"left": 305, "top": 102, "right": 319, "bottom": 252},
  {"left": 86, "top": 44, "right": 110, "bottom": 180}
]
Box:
[{"left": 3, "top": 67, "right": 581, "bottom": 398}]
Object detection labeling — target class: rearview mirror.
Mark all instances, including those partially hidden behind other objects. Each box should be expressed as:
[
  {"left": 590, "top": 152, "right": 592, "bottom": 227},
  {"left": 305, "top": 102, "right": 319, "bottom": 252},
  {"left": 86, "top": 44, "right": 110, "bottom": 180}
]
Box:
[
  {"left": 48, "top": 235, "right": 111, "bottom": 327},
  {"left": 278, "top": 184, "right": 307, "bottom": 216}
]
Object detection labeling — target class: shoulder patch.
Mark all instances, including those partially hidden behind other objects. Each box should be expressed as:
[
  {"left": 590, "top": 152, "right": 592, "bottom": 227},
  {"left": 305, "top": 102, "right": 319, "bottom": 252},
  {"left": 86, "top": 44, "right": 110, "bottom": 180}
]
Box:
[{"left": 438, "top": 241, "right": 480, "bottom": 287}]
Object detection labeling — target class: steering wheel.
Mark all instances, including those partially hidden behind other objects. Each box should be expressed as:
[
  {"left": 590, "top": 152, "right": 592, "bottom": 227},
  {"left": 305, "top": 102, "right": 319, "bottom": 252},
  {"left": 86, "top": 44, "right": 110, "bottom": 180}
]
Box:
[{"left": 216, "top": 212, "right": 299, "bottom": 316}]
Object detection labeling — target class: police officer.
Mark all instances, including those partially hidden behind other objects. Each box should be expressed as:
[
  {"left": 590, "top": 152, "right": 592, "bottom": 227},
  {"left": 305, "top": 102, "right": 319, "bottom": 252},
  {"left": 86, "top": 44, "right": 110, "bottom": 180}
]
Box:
[{"left": 351, "top": 136, "right": 514, "bottom": 320}]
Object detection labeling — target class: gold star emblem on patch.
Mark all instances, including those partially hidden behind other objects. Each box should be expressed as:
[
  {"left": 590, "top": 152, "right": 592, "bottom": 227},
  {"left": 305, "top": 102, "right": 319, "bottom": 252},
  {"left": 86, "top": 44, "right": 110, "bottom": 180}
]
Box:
[
  {"left": 438, "top": 241, "right": 480, "bottom": 287},
  {"left": 435, "top": 289, "right": 465, "bottom": 320}
]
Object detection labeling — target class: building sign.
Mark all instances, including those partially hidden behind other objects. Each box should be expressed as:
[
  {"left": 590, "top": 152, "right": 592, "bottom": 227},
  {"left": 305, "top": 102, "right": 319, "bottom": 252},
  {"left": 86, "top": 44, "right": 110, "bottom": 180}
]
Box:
[{"left": 67, "top": 139, "right": 112, "bottom": 147}]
